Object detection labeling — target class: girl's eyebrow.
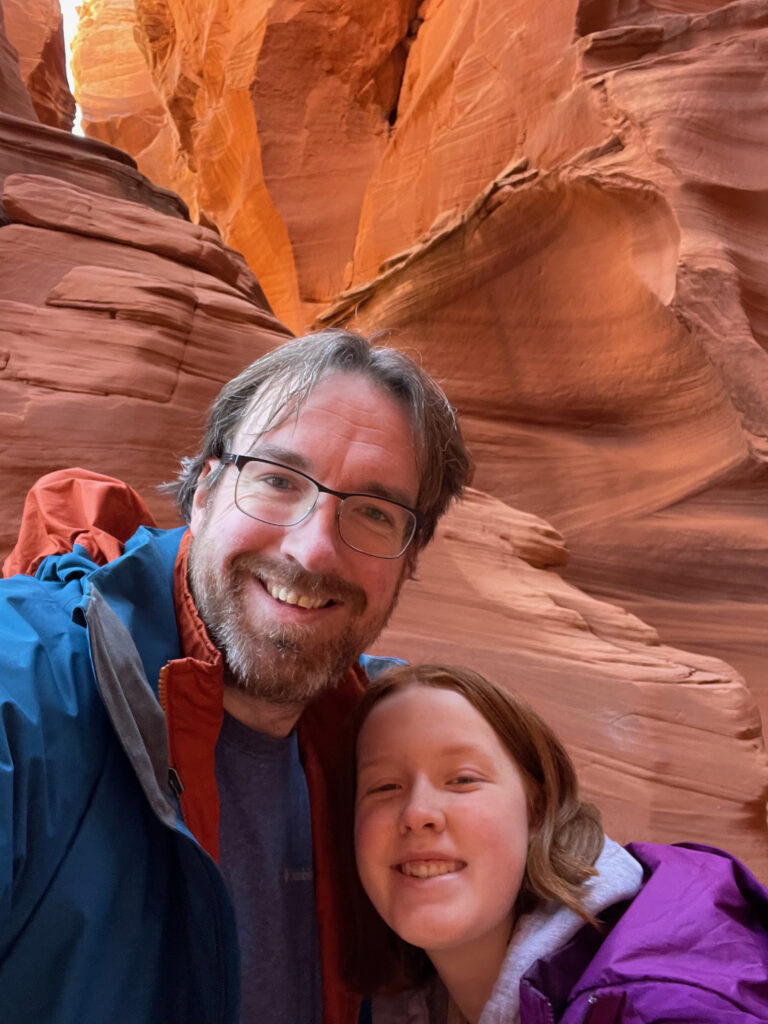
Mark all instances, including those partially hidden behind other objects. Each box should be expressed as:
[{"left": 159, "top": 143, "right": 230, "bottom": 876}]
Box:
[
  {"left": 357, "top": 743, "right": 490, "bottom": 772},
  {"left": 357, "top": 754, "right": 396, "bottom": 772}
]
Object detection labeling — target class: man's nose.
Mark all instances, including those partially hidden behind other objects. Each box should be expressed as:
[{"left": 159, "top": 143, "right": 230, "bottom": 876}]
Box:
[
  {"left": 278, "top": 495, "right": 344, "bottom": 573},
  {"left": 399, "top": 778, "right": 445, "bottom": 833}
]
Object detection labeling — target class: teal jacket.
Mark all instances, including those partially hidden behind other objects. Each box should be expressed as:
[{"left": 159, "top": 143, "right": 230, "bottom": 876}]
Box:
[{"left": 0, "top": 523, "right": 241, "bottom": 1023}]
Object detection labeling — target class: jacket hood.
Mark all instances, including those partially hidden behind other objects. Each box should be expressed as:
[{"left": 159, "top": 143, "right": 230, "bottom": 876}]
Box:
[
  {"left": 478, "top": 837, "right": 643, "bottom": 1024},
  {"left": 4, "top": 468, "right": 159, "bottom": 578}
]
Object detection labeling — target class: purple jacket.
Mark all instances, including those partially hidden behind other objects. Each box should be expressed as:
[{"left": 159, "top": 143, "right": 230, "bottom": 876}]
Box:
[{"left": 520, "top": 843, "right": 768, "bottom": 1023}]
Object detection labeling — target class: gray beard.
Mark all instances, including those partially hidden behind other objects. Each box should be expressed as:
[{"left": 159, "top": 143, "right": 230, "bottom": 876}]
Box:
[{"left": 188, "top": 544, "right": 400, "bottom": 706}]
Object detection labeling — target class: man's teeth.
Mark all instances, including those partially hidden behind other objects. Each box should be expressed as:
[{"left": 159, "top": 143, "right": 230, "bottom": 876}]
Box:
[
  {"left": 399, "top": 860, "right": 462, "bottom": 878},
  {"left": 267, "top": 583, "right": 329, "bottom": 609}
]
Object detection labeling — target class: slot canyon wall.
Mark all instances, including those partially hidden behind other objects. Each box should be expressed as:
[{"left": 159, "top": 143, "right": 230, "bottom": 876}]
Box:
[{"left": 1, "top": 0, "right": 767, "bottom": 875}]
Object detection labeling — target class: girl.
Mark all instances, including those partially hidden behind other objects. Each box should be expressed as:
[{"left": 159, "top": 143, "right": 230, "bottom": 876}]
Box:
[{"left": 347, "top": 664, "right": 768, "bottom": 1023}]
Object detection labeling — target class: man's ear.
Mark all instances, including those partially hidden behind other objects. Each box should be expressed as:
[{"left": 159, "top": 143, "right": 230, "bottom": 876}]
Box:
[{"left": 189, "top": 458, "right": 218, "bottom": 534}]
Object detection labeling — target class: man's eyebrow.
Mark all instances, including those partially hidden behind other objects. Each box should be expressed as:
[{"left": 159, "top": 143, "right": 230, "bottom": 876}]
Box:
[
  {"left": 358, "top": 480, "right": 416, "bottom": 510},
  {"left": 245, "top": 443, "right": 417, "bottom": 509},
  {"left": 245, "top": 443, "right": 311, "bottom": 472}
]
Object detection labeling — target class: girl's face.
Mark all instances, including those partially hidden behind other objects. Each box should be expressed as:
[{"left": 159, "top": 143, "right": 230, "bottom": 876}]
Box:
[{"left": 354, "top": 684, "right": 530, "bottom": 962}]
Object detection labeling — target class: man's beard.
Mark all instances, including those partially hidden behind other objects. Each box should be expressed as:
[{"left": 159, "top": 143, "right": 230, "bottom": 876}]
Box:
[{"left": 188, "top": 541, "right": 403, "bottom": 706}]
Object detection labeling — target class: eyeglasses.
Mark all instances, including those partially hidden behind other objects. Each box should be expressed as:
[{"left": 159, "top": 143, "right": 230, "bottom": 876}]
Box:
[{"left": 220, "top": 454, "right": 422, "bottom": 559}]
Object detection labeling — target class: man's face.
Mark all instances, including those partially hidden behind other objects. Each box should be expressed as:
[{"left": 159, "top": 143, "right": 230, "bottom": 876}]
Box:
[{"left": 188, "top": 371, "right": 421, "bottom": 704}]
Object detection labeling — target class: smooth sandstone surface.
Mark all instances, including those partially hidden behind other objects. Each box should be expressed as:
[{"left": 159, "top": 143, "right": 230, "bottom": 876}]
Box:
[
  {"left": 376, "top": 489, "right": 768, "bottom": 872},
  {"left": 1, "top": 0, "right": 767, "bottom": 873},
  {"left": 3, "top": 0, "right": 73, "bottom": 129},
  {"left": 73, "top": 0, "right": 422, "bottom": 329},
  {"left": 0, "top": 19, "right": 291, "bottom": 559},
  {"left": 0, "top": 2, "right": 38, "bottom": 120}
]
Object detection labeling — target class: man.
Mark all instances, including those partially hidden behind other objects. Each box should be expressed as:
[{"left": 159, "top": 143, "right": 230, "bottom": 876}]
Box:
[{"left": 0, "top": 330, "right": 470, "bottom": 1024}]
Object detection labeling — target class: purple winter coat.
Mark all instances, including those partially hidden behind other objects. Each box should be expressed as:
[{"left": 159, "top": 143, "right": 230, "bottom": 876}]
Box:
[{"left": 519, "top": 843, "right": 768, "bottom": 1023}]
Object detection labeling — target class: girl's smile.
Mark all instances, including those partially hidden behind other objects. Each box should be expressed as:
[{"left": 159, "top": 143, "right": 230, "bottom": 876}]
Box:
[{"left": 354, "top": 684, "right": 530, "bottom": 963}]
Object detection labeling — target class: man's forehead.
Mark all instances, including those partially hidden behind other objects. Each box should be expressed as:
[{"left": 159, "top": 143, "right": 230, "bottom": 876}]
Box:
[
  {"left": 229, "top": 372, "right": 422, "bottom": 498},
  {"left": 233, "top": 372, "right": 416, "bottom": 450}
]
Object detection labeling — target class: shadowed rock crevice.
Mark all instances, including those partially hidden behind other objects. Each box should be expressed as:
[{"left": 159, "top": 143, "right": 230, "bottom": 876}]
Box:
[{"left": 3, "top": 0, "right": 768, "bottom": 877}]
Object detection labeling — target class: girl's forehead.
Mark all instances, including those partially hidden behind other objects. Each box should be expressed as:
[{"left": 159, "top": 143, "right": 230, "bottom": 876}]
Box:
[{"left": 357, "top": 684, "right": 503, "bottom": 759}]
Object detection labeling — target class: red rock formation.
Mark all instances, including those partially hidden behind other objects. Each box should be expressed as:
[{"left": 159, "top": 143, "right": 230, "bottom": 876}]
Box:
[
  {"left": 3, "top": 0, "right": 768, "bottom": 873},
  {"left": 0, "top": 1, "right": 38, "bottom": 120},
  {"left": 315, "top": 1, "right": 768, "bottom": 791},
  {"left": 0, "top": 7, "right": 291, "bottom": 555},
  {"left": 3, "top": 0, "right": 74, "bottom": 129},
  {"left": 378, "top": 490, "right": 768, "bottom": 874},
  {"left": 73, "top": 0, "right": 421, "bottom": 329}
]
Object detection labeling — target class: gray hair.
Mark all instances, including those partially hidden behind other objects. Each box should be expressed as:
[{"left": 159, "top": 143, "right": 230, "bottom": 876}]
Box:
[{"left": 167, "top": 329, "right": 470, "bottom": 548}]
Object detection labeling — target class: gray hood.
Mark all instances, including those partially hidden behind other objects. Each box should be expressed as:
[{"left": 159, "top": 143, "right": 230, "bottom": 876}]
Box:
[
  {"left": 478, "top": 837, "right": 643, "bottom": 1024},
  {"left": 371, "top": 836, "right": 644, "bottom": 1024}
]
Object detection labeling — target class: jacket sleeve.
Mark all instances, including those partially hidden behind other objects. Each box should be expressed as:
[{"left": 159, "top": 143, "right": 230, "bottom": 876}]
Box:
[
  {"left": 559, "top": 984, "right": 768, "bottom": 1024},
  {"left": 0, "top": 573, "right": 109, "bottom": 951}
]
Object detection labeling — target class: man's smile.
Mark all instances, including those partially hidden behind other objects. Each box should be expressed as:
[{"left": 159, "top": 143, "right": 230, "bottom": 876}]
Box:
[{"left": 261, "top": 577, "right": 337, "bottom": 610}]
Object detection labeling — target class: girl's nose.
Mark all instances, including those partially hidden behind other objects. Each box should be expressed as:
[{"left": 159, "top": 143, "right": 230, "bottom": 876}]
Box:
[{"left": 399, "top": 779, "right": 446, "bottom": 833}]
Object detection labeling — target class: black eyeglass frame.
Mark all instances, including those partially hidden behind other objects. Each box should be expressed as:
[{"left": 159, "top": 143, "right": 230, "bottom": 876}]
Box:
[{"left": 220, "top": 453, "right": 424, "bottom": 559}]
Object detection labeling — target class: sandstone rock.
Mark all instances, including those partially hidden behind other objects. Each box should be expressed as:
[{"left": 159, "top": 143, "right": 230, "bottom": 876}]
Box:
[
  {"left": 3, "top": 0, "right": 74, "bottom": 129},
  {"left": 378, "top": 489, "right": 768, "bottom": 875},
  {"left": 0, "top": 37, "right": 291, "bottom": 559},
  {"left": 314, "top": 1, "right": 768, "bottom": 821},
  {"left": 73, "top": 0, "right": 423, "bottom": 329},
  {"left": 4, "top": 0, "right": 768, "bottom": 873},
  {"left": 0, "top": 2, "right": 38, "bottom": 120}
]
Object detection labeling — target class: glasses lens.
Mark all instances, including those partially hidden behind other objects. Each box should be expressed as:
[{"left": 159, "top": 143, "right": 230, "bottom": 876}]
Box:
[
  {"left": 338, "top": 496, "right": 416, "bottom": 558},
  {"left": 235, "top": 460, "right": 317, "bottom": 526}
]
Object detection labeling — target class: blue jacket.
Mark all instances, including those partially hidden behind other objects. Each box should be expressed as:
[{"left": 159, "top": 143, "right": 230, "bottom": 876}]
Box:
[{"left": 0, "top": 523, "right": 241, "bottom": 1023}]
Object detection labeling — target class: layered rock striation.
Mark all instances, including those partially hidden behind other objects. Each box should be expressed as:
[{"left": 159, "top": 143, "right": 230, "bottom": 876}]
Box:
[
  {"left": 0, "top": 7, "right": 291, "bottom": 555},
  {"left": 379, "top": 490, "right": 768, "bottom": 871},
  {"left": 2, "top": 0, "right": 768, "bottom": 872},
  {"left": 3, "top": 0, "right": 74, "bottom": 129}
]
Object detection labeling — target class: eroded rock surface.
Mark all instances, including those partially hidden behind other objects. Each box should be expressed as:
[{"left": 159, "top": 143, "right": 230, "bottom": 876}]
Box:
[
  {"left": 3, "top": 0, "right": 73, "bottom": 129},
  {"left": 315, "top": 2, "right": 768, "bottom": 788},
  {"left": 2, "top": 0, "right": 768, "bottom": 871},
  {"left": 0, "top": 9, "right": 291, "bottom": 556},
  {"left": 377, "top": 490, "right": 768, "bottom": 875},
  {"left": 0, "top": 2, "right": 38, "bottom": 120},
  {"left": 73, "top": 0, "right": 421, "bottom": 329}
]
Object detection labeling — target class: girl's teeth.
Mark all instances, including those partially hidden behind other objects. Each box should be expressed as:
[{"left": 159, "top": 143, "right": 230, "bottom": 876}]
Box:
[{"left": 400, "top": 860, "right": 461, "bottom": 878}]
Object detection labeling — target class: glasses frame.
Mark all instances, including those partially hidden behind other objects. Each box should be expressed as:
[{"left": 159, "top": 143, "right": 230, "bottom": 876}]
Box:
[{"left": 220, "top": 453, "right": 423, "bottom": 559}]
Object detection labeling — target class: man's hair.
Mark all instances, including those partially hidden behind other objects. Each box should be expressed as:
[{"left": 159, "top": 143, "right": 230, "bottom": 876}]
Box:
[
  {"left": 340, "top": 663, "right": 604, "bottom": 993},
  {"left": 167, "top": 329, "right": 470, "bottom": 548}
]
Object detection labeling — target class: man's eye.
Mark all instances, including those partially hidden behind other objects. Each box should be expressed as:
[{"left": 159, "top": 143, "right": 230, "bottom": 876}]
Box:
[
  {"left": 258, "top": 474, "right": 295, "bottom": 490},
  {"left": 360, "top": 504, "right": 395, "bottom": 526}
]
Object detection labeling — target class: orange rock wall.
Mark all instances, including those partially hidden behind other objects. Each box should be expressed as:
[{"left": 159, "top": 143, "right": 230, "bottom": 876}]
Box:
[
  {"left": 3, "top": 0, "right": 73, "bottom": 128},
  {"left": 73, "top": 0, "right": 421, "bottom": 328},
  {"left": 0, "top": 6, "right": 291, "bottom": 555},
  {"left": 1, "top": 0, "right": 767, "bottom": 873}
]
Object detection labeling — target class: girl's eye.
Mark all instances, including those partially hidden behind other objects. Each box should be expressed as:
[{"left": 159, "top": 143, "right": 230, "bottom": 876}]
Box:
[
  {"left": 450, "top": 775, "right": 479, "bottom": 786},
  {"left": 365, "top": 781, "right": 400, "bottom": 795}
]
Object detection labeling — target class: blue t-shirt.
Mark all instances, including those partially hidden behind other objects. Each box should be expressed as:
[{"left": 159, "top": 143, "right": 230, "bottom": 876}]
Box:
[{"left": 215, "top": 712, "right": 322, "bottom": 1023}]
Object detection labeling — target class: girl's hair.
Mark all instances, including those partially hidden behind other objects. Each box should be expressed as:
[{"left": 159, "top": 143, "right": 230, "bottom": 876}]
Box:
[{"left": 341, "top": 663, "right": 604, "bottom": 994}]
